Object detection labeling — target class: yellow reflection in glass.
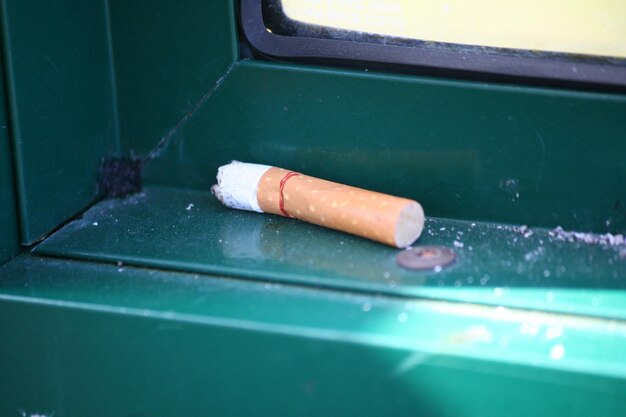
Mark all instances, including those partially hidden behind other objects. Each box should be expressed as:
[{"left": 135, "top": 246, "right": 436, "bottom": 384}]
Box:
[{"left": 281, "top": 0, "right": 626, "bottom": 58}]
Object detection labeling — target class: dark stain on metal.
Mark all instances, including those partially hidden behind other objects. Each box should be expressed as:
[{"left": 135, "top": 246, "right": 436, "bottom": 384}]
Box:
[
  {"left": 397, "top": 246, "right": 456, "bottom": 271},
  {"left": 97, "top": 157, "right": 143, "bottom": 198}
]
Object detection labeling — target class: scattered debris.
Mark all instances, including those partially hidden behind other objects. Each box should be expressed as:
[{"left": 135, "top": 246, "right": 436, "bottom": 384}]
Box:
[
  {"left": 514, "top": 225, "right": 534, "bottom": 238},
  {"left": 524, "top": 247, "right": 545, "bottom": 261},
  {"left": 19, "top": 410, "right": 54, "bottom": 417},
  {"left": 453, "top": 240, "right": 464, "bottom": 248},
  {"left": 92, "top": 221, "right": 98, "bottom": 226},
  {"left": 499, "top": 178, "right": 520, "bottom": 201},
  {"left": 186, "top": 203, "right": 194, "bottom": 211},
  {"left": 549, "top": 226, "right": 625, "bottom": 246}
]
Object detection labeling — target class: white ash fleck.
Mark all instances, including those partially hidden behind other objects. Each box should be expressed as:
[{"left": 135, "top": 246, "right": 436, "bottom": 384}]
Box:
[
  {"left": 514, "top": 225, "right": 534, "bottom": 238},
  {"left": 548, "top": 226, "right": 625, "bottom": 247},
  {"left": 524, "top": 247, "right": 545, "bottom": 261},
  {"left": 433, "top": 265, "right": 443, "bottom": 273},
  {"left": 500, "top": 178, "right": 520, "bottom": 201},
  {"left": 439, "top": 227, "right": 446, "bottom": 231},
  {"left": 19, "top": 411, "right": 54, "bottom": 417},
  {"left": 116, "top": 261, "right": 123, "bottom": 267},
  {"left": 471, "top": 223, "right": 476, "bottom": 227},
  {"left": 550, "top": 344, "right": 565, "bottom": 360},
  {"left": 383, "top": 271, "right": 391, "bottom": 279},
  {"left": 186, "top": 203, "right": 194, "bottom": 211},
  {"left": 545, "top": 325, "right": 563, "bottom": 340},
  {"left": 92, "top": 221, "right": 98, "bottom": 226},
  {"left": 453, "top": 240, "right": 464, "bottom": 248}
]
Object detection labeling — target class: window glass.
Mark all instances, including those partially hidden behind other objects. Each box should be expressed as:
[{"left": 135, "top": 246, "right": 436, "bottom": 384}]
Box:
[{"left": 280, "top": 0, "right": 626, "bottom": 58}]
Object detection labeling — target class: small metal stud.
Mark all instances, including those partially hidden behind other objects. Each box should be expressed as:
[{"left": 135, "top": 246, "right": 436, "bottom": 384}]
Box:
[{"left": 397, "top": 246, "right": 456, "bottom": 271}]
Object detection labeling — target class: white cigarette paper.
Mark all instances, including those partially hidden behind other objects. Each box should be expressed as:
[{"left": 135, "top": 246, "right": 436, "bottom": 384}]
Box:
[{"left": 212, "top": 161, "right": 424, "bottom": 248}]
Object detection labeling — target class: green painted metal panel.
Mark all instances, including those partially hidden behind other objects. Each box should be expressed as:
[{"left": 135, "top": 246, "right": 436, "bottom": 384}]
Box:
[
  {"left": 108, "top": 0, "right": 237, "bottom": 155},
  {"left": 0, "top": 255, "right": 624, "bottom": 416},
  {"left": 142, "top": 60, "right": 626, "bottom": 233},
  {"left": 35, "top": 186, "right": 626, "bottom": 319},
  {"left": 0, "top": 59, "right": 19, "bottom": 264},
  {"left": 1, "top": 0, "right": 625, "bottom": 413},
  {"left": 0, "top": 0, "right": 119, "bottom": 243}
]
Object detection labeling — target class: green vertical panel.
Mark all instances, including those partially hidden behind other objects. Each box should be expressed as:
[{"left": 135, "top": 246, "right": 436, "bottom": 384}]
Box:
[
  {"left": 1, "top": 0, "right": 119, "bottom": 243},
  {"left": 0, "top": 61, "right": 19, "bottom": 264},
  {"left": 144, "top": 61, "right": 626, "bottom": 233},
  {"left": 108, "top": 0, "right": 236, "bottom": 155}
]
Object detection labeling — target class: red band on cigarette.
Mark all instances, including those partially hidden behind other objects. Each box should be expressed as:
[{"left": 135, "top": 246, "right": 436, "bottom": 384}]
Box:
[{"left": 278, "top": 171, "right": 300, "bottom": 218}]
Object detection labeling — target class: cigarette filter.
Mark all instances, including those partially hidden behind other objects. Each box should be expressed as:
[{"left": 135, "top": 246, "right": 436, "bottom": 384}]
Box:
[{"left": 211, "top": 161, "right": 424, "bottom": 248}]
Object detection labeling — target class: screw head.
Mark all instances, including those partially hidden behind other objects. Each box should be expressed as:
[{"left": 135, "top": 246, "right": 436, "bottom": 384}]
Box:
[{"left": 397, "top": 246, "right": 456, "bottom": 271}]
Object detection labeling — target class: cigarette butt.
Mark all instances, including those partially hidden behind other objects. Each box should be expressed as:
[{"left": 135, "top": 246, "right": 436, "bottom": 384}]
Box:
[{"left": 212, "top": 161, "right": 424, "bottom": 248}]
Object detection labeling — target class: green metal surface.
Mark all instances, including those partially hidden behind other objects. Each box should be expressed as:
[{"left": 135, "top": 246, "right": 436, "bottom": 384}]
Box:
[
  {"left": 0, "top": 59, "right": 19, "bottom": 264},
  {"left": 1, "top": 255, "right": 625, "bottom": 416},
  {"left": 108, "top": 0, "right": 237, "bottom": 156},
  {"left": 0, "top": 0, "right": 118, "bottom": 243},
  {"left": 141, "top": 60, "right": 626, "bottom": 233},
  {"left": 1, "top": 0, "right": 625, "bottom": 413},
  {"left": 35, "top": 186, "right": 626, "bottom": 319}
]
